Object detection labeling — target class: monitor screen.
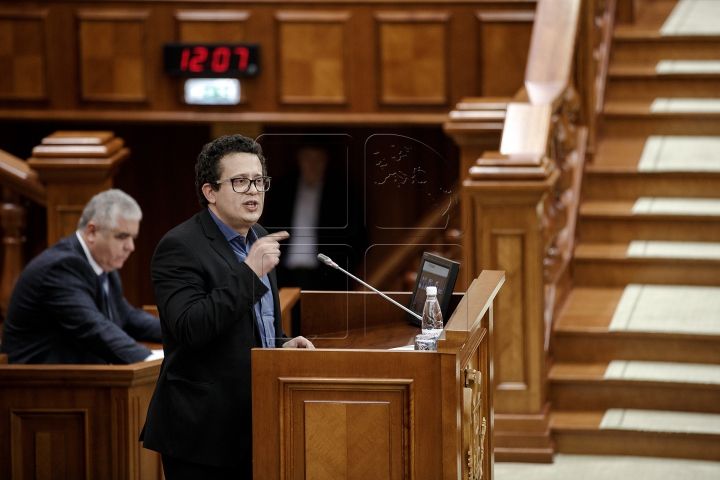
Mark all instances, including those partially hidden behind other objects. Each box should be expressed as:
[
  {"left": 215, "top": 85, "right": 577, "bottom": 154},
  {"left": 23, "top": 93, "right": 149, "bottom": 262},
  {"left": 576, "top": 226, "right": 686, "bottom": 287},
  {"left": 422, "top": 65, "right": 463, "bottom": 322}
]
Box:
[{"left": 407, "top": 252, "right": 459, "bottom": 326}]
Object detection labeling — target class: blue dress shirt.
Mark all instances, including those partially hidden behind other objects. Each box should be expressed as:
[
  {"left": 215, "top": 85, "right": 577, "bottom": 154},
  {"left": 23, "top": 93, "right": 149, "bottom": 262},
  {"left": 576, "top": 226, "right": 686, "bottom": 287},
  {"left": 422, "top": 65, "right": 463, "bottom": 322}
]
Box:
[{"left": 208, "top": 209, "right": 276, "bottom": 348}]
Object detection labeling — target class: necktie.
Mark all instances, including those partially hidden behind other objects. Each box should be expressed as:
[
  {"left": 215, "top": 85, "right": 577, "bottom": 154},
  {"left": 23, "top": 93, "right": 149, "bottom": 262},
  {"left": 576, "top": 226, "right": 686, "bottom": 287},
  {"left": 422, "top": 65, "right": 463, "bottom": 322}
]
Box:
[{"left": 99, "top": 272, "right": 113, "bottom": 320}]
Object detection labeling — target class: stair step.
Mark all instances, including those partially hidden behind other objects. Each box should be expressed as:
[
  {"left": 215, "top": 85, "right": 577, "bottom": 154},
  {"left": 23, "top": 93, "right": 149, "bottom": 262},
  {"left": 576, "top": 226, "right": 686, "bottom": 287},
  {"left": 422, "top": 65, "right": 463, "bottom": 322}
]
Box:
[
  {"left": 603, "top": 101, "right": 720, "bottom": 136},
  {"left": 660, "top": 0, "right": 720, "bottom": 37},
  {"left": 610, "top": 61, "right": 720, "bottom": 76},
  {"left": 586, "top": 136, "right": 720, "bottom": 199},
  {"left": 611, "top": 30, "right": 720, "bottom": 64},
  {"left": 584, "top": 171, "right": 720, "bottom": 200},
  {"left": 593, "top": 136, "right": 720, "bottom": 171},
  {"left": 554, "top": 286, "right": 720, "bottom": 363},
  {"left": 549, "top": 362, "right": 720, "bottom": 413},
  {"left": 551, "top": 410, "right": 720, "bottom": 461},
  {"left": 579, "top": 199, "right": 720, "bottom": 242},
  {"left": 583, "top": 198, "right": 720, "bottom": 216},
  {"left": 606, "top": 74, "right": 720, "bottom": 101},
  {"left": 574, "top": 242, "right": 720, "bottom": 286}
]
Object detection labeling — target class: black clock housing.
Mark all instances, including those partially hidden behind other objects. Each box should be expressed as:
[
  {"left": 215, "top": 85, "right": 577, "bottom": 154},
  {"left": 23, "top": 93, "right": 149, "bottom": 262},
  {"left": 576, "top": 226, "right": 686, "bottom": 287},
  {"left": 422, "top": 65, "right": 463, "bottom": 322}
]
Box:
[{"left": 164, "top": 43, "right": 260, "bottom": 77}]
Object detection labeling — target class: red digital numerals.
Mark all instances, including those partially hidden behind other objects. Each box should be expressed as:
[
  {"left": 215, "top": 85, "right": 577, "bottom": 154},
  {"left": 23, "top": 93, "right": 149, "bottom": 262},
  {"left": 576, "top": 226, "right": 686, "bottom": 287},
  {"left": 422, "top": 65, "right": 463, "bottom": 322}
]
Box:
[{"left": 179, "top": 46, "right": 251, "bottom": 73}]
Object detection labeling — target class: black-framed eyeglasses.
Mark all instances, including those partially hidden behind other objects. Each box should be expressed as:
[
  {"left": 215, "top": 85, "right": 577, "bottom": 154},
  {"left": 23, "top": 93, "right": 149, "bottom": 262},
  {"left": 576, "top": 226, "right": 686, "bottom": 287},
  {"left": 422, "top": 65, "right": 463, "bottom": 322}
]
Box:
[{"left": 215, "top": 176, "right": 271, "bottom": 193}]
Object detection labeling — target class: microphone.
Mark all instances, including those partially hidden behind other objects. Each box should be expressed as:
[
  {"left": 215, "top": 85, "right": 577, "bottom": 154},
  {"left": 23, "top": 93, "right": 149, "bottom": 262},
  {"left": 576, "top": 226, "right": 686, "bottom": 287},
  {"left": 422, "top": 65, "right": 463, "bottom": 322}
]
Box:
[{"left": 318, "top": 253, "right": 422, "bottom": 321}]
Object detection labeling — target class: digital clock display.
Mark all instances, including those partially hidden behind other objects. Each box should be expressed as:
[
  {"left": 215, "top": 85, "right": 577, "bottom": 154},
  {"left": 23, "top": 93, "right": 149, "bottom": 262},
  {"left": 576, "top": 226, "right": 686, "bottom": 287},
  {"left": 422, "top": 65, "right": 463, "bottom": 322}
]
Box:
[{"left": 164, "top": 43, "right": 260, "bottom": 77}]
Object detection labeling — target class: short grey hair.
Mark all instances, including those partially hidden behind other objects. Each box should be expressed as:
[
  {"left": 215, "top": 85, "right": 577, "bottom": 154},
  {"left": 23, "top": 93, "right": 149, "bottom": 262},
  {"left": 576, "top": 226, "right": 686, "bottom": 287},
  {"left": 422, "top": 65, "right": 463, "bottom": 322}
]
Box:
[{"left": 77, "top": 189, "right": 142, "bottom": 232}]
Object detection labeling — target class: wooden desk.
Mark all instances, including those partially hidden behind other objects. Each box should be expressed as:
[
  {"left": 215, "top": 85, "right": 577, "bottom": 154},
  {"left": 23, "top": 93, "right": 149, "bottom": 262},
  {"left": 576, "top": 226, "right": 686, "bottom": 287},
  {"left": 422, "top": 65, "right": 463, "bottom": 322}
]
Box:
[
  {"left": 0, "top": 360, "right": 162, "bottom": 480},
  {"left": 253, "top": 270, "right": 504, "bottom": 480}
]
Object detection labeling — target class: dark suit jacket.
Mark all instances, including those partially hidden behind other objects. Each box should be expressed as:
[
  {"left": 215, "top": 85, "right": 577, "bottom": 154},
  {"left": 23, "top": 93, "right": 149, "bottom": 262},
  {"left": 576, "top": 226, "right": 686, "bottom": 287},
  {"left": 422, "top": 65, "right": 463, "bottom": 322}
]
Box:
[
  {"left": 0, "top": 234, "right": 161, "bottom": 364},
  {"left": 141, "top": 209, "right": 288, "bottom": 467}
]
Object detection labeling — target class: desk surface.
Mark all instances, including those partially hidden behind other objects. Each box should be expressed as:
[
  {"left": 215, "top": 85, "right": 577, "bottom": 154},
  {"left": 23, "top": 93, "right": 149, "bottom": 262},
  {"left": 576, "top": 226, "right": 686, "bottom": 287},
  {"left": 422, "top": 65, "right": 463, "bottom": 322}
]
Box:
[{"left": 310, "top": 322, "right": 419, "bottom": 350}]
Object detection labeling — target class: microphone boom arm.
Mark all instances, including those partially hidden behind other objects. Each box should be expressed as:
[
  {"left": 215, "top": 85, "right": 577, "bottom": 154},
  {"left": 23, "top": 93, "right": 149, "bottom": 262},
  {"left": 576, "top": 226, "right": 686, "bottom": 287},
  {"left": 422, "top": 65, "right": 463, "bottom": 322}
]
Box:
[{"left": 318, "top": 254, "right": 422, "bottom": 321}]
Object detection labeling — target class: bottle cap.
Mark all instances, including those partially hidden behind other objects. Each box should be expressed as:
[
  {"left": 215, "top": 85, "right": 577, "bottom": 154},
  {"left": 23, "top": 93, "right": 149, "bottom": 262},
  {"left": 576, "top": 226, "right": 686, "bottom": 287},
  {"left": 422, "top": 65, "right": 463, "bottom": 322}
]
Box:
[{"left": 426, "top": 286, "right": 437, "bottom": 296}]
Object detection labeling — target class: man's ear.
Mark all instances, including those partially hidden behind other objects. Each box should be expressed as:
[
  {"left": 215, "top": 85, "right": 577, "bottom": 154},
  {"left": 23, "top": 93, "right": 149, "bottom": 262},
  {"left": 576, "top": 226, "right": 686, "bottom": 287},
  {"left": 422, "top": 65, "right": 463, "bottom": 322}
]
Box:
[
  {"left": 84, "top": 221, "right": 99, "bottom": 244},
  {"left": 202, "top": 183, "right": 217, "bottom": 205}
]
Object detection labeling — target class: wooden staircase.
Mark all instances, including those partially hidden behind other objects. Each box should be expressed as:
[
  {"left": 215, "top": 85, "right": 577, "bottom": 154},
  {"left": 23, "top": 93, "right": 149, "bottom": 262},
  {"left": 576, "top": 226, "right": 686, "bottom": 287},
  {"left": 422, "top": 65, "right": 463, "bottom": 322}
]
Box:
[{"left": 550, "top": 0, "right": 720, "bottom": 461}]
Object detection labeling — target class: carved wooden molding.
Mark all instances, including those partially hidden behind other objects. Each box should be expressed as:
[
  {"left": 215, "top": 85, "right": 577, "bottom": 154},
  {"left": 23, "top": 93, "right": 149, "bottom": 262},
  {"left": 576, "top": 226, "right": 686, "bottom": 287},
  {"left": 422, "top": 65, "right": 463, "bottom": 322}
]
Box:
[
  {"left": 275, "top": 10, "right": 351, "bottom": 22},
  {"left": 374, "top": 11, "right": 450, "bottom": 22},
  {"left": 463, "top": 367, "right": 486, "bottom": 480},
  {"left": 476, "top": 11, "right": 535, "bottom": 22},
  {"left": 174, "top": 10, "right": 251, "bottom": 22},
  {"left": 76, "top": 9, "right": 150, "bottom": 21}
]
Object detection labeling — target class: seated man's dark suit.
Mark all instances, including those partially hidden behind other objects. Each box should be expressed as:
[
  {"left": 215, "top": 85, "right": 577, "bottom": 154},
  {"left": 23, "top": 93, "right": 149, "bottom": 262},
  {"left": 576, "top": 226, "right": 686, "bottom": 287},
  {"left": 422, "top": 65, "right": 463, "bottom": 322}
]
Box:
[
  {"left": 141, "top": 209, "right": 288, "bottom": 468},
  {"left": 0, "top": 234, "right": 161, "bottom": 364}
]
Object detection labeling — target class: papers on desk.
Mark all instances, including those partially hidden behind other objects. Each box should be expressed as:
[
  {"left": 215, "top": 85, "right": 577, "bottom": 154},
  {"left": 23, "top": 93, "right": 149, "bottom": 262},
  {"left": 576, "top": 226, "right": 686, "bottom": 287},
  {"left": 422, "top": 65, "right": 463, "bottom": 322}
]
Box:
[
  {"left": 389, "top": 345, "right": 416, "bottom": 351},
  {"left": 144, "top": 349, "right": 164, "bottom": 361}
]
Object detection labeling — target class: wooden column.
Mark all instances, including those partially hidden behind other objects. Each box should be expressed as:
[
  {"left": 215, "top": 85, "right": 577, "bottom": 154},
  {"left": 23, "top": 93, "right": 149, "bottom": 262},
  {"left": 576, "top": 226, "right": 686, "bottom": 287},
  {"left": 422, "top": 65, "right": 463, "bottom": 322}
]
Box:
[
  {"left": 461, "top": 103, "right": 557, "bottom": 463},
  {"left": 443, "top": 97, "right": 508, "bottom": 181},
  {"left": 0, "top": 190, "right": 25, "bottom": 317},
  {"left": 27, "top": 131, "right": 130, "bottom": 246}
]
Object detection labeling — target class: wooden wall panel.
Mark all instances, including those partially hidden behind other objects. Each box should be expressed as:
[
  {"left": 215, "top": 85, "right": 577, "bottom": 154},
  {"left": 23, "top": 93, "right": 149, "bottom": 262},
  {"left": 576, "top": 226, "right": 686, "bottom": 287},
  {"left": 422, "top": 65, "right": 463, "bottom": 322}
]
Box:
[
  {"left": 492, "top": 231, "right": 528, "bottom": 389},
  {"left": 10, "top": 410, "right": 88, "bottom": 479},
  {"left": 476, "top": 11, "right": 534, "bottom": 97},
  {"left": 0, "top": 11, "right": 48, "bottom": 100},
  {"left": 176, "top": 11, "right": 250, "bottom": 42},
  {"left": 276, "top": 11, "right": 349, "bottom": 105},
  {"left": 281, "top": 378, "right": 409, "bottom": 479},
  {"left": 77, "top": 10, "right": 149, "bottom": 102},
  {"left": 376, "top": 12, "right": 449, "bottom": 106}
]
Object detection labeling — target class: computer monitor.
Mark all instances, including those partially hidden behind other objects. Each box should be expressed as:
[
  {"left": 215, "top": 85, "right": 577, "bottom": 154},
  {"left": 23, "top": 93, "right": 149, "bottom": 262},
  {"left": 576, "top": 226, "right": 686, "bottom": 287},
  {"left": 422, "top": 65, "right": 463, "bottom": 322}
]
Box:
[{"left": 407, "top": 252, "right": 460, "bottom": 326}]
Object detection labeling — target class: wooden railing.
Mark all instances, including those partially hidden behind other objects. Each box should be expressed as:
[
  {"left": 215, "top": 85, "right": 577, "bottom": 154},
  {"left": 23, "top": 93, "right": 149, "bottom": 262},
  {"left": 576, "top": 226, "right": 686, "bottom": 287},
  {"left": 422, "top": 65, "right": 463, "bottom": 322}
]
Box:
[
  {"left": 0, "top": 150, "right": 45, "bottom": 316},
  {"left": 444, "top": 0, "right": 615, "bottom": 463}
]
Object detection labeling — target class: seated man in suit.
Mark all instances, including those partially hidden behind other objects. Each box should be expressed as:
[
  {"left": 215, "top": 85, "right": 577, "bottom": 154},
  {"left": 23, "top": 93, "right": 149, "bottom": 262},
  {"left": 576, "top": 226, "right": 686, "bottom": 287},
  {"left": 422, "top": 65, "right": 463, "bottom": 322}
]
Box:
[
  {"left": 0, "top": 189, "right": 162, "bottom": 364},
  {"left": 142, "top": 134, "right": 313, "bottom": 479}
]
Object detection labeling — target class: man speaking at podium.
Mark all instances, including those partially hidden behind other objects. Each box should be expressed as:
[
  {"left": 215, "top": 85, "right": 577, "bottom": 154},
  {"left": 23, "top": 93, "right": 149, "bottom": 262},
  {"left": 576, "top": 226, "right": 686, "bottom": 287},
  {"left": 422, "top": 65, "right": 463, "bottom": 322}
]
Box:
[{"left": 141, "top": 134, "right": 314, "bottom": 479}]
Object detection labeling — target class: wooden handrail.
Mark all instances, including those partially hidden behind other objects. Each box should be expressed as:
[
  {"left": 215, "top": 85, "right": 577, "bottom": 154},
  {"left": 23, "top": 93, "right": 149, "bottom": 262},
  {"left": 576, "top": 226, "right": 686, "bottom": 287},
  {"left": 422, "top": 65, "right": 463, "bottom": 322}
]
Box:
[
  {"left": 525, "top": 0, "right": 582, "bottom": 105},
  {"left": 0, "top": 149, "right": 45, "bottom": 316},
  {"left": 445, "top": 0, "right": 613, "bottom": 463},
  {"left": 0, "top": 149, "right": 46, "bottom": 206}
]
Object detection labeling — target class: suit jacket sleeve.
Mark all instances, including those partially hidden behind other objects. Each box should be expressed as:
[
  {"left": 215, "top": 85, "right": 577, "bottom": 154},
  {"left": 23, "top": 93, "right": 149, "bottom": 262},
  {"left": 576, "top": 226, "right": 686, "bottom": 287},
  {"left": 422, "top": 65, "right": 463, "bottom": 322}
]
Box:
[
  {"left": 115, "top": 292, "right": 163, "bottom": 343},
  {"left": 43, "top": 257, "right": 152, "bottom": 364},
  {"left": 151, "top": 228, "right": 269, "bottom": 350}
]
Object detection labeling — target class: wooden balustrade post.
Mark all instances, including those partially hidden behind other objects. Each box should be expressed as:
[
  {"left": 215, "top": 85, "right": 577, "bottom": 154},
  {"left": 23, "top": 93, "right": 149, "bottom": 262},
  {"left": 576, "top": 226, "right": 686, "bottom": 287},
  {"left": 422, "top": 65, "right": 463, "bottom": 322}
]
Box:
[
  {"left": 27, "top": 131, "right": 130, "bottom": 246},
  {"left": 453, "top": 103, "right": 559, "bottom": 463},
  {"left": 0, "top": 189, "right": 26, "bottom": 317}
]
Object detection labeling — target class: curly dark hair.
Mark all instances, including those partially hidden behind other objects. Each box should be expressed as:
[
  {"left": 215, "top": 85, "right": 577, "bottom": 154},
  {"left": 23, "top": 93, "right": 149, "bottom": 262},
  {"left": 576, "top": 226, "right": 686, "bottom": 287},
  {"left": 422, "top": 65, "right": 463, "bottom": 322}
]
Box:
[{"left": 195, "top": 135, "right": 267, "bottom": 207}]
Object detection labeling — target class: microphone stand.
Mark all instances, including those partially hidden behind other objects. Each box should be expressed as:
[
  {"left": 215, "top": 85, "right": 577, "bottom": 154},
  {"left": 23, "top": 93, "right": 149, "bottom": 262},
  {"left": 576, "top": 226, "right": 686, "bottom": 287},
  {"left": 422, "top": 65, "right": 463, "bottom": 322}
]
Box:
[{"left": 318, "top": 254, "right": 423, "bottom": 322}]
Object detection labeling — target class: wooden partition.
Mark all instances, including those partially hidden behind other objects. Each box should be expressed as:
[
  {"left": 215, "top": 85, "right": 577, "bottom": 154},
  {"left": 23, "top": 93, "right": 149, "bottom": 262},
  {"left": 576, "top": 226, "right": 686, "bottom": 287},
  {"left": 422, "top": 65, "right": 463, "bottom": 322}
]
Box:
[
  {"left": 445, "top": 0, "right": 612, "bottom": 463},
  {"left": 0, "top": 360, "right": 162, "bottom": 480},
  {"left": 252, "top": 270, "right": 504, "bottom": 480}
]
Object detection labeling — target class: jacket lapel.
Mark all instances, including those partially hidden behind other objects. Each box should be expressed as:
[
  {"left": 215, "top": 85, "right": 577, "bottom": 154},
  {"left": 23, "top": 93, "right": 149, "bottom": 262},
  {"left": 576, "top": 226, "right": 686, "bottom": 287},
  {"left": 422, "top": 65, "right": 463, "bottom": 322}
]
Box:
[{"left": 199, "top": 209, "right": 242, "bottom": 269}]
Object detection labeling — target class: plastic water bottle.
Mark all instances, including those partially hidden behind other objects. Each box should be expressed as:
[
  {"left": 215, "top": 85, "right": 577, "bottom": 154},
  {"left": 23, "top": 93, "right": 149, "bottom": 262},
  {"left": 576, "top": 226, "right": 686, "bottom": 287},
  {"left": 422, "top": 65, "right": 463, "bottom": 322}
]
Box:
[{"left": 422, "top": 286, "right": 443, "bottom": 338}]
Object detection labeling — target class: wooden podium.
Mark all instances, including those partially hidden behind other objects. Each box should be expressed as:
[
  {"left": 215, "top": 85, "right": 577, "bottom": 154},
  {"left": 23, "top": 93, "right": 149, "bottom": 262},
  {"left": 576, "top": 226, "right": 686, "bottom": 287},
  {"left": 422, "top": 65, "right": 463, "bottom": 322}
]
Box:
[
  {"left": 0, "top": 360, "right": 162, "bottom": 480},
  {"left": 252, "top": 270, "right": 504, "bottom": 480}
]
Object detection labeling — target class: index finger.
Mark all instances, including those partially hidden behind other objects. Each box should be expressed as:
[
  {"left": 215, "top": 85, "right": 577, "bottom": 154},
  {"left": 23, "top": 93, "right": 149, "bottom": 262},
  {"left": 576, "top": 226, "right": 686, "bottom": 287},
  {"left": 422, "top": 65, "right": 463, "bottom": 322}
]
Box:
[{"left": 265, "top": 231, "right": 290, "bottom": 241}]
